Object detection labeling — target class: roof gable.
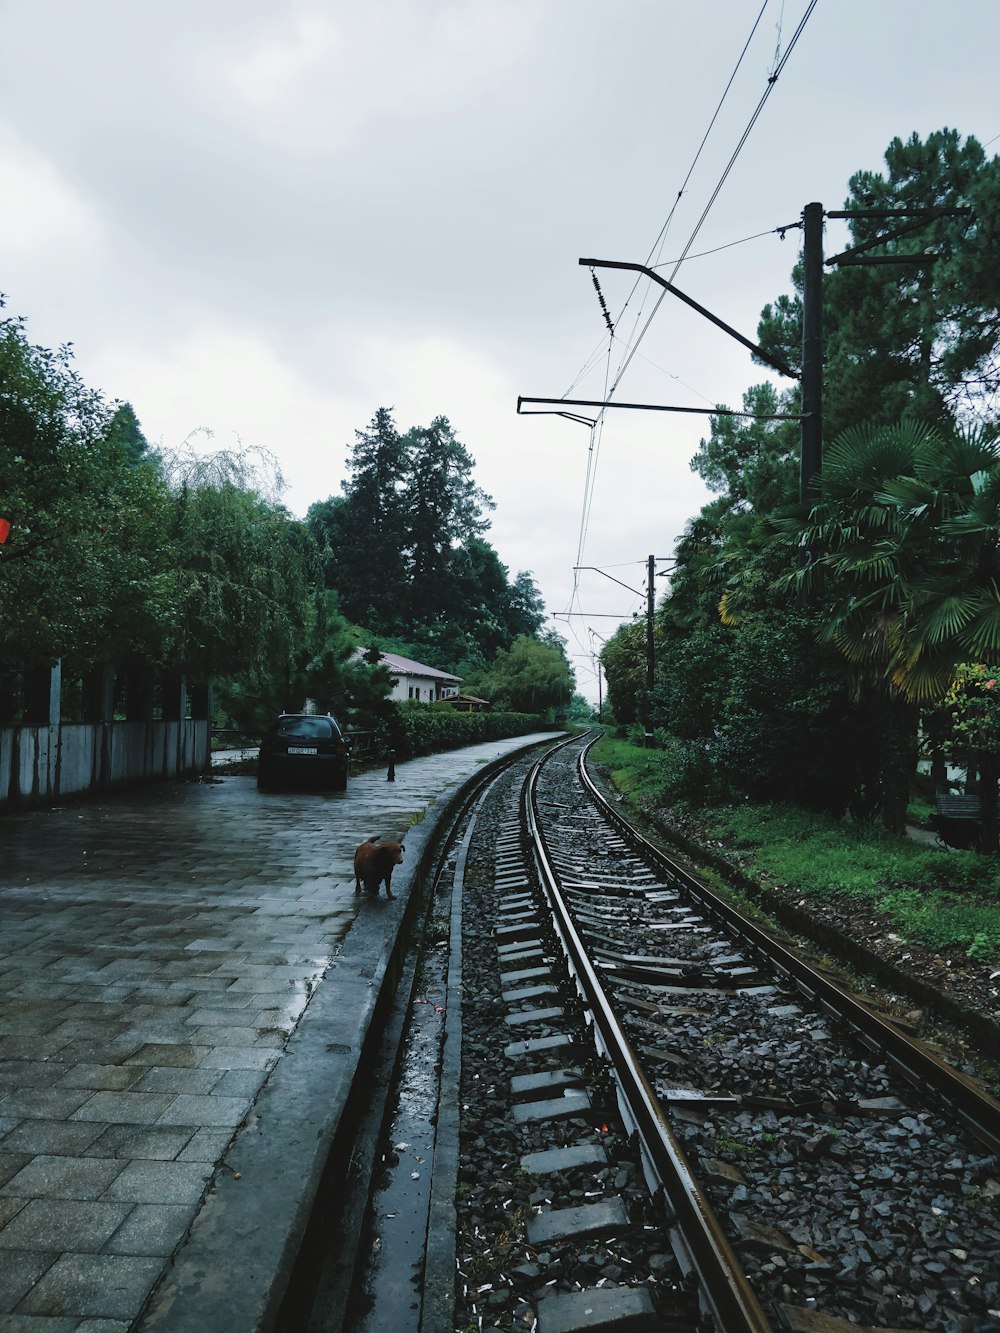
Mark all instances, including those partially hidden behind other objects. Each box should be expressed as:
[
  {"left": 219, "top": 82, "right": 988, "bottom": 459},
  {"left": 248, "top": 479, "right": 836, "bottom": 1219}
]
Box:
[{"left": 350, "top": 648, "right": 462, "bottom": 683}]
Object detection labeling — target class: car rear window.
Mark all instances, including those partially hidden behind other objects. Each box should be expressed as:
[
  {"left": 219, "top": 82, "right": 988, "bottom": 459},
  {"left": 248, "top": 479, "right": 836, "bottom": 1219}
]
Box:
[{"left": 276, "top": 717, "right": 336, "bottom": 740}]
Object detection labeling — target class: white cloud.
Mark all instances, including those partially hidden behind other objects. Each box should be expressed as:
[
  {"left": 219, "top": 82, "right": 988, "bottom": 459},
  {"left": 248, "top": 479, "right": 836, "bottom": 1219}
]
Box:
[
  {"left": 215, "top": 11, "right": 336, "bottom": 108},
  {"left": 85, "top": 324, "right": 355, "bottom": 504},
  {"left": 201, "top": 2, "right": 537, "bottom": 154},
  {"left": 0, "top": 128, "right": 103, "bottom": 262}
]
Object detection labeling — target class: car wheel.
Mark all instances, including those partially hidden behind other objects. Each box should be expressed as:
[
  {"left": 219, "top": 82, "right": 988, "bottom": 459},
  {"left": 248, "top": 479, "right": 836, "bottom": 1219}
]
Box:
[{"left": 331, "top": 772, "right": 348, "bottom": 793}]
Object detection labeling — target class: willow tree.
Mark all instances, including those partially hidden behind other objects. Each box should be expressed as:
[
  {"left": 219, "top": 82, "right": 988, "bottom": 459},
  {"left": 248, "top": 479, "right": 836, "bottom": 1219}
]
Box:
[{"left": 161, "top": 443, "right": 322, "bottom": 696}]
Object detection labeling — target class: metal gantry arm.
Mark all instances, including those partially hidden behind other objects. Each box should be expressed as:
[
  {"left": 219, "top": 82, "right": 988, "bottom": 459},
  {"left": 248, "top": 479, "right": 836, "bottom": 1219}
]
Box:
[{"left": 579, "top": 257, "right": 800, "bottom": 381}]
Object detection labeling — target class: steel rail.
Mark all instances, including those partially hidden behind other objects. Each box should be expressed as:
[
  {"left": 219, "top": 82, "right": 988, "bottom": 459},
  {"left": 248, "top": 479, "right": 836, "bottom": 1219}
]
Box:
[
  {"left": 525, "top": 743, "right": 775, "bottom": 1333},
  {"left": 577, "top": 739, "right": 1000, "bottom": 1159}
]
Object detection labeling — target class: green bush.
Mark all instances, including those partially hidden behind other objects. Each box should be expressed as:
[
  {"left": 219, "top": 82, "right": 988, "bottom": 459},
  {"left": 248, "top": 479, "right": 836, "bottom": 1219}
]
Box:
[
  {"left": 375, "top": 703, "right": 552, "bottom": 758},
  {"left": 592, "top": 735, "right": 1000, "bottom": 962}
]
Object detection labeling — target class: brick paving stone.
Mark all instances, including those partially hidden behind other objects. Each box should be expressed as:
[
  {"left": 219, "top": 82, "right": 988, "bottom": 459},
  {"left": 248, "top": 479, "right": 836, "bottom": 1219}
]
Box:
[
  {"left": 208, "top": 1069, "right": 263, "bottom": 1098},
  {"left": 82, "top": 1126, "right": 195, "bottom": 1162},
  {"left": 17, "top": 1252, "right": 164, "bottom": 1319},
  {"left": 54, "top": 1066, "right": 146, "bottom": 1093},
  {"left": 129, "top": 1067, "right": 221, "bottom": 1095},
  {"left": 0, "top": 1036, "right": 73, "bottom": 1062},
  {"left": 0, "top": 1200, "right": 131, "bottom": 1252},
  {"left": 0, "top": 1123, "right": 106, "bottom": 1157},
  {"left": 0, "top": 1157, "right": 31, "bottom": 1189},
  {"left": 0, "top": 1247, "right": 59, "bottom": 1314},
  {"left": 175, "top": 1128, "right": 231, "bottom": 1163},
  {"left": 196, "top": 1045, "right": 277, "bottom": 1071},
  {"left": 0, "top": 1156, "right": 125, "bottom": 1201},
  {"left": 0, "top": 1062, "right": 68, "bottom": 1092},
  {"left": 1, "top": 1090, "right": 93, "bottom": 1121},
  {"left": 0, "top": 1317, "right": 78, "bottom": 1332},
  {"left": 0, "top": 1197, "right": 28, "bottom": 1226},
  {"left": 102, "top": 1159, "right": 211, "bottom": 1206},
  {"left": 123, "top": 1043, "right": 204, "bottom": 1069},
  {"left": 69, "top": 1092, "right": 177, "bottom": 1125},
  {"left": 103, "top": 1203, "right": 191, "bottom": 1257},
  {"left": 47, "top": 1040, "right": 142, "bottom": 1068},
  {"left": 153, "top": 1093, "right": 251, "bottom": 1130}
]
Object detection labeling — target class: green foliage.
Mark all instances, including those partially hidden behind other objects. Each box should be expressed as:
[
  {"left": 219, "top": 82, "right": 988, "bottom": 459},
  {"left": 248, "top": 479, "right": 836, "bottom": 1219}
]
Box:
[
  {"left": 599, "top": 620, "right": 646, "bottom": 724},
  {"left": 0, "top": 303, "right": 176, "bottom": 670},
  {"left": 780, "top": 422, "right": 1000, "bottom": 703},
  {"left": 651, "top": 609, "right": 858, "bottom": 814},
  {"left": 376, "top": 701, "right": 548, "bottom": 758},
  {"left": 307, "top": 406, "right": 407, "bottom": 627},
  {"left": 690, "top": 382, "right": 799, "bottom": 517},
  {"left": 308, "top": 407, "right": 545, "bottom": 673},
  {"left": 594, "top": 735, "right": 1000, "bottom": 960},
  {"left": 469, "top": 633, "right": 574, "bottom": 715},
  {"left": 566, "top": 692, "right": 594, "bottom": 722},
  {"left": 2, "top": 310, "right": 551, "bottom": 736},
  {"left": 942, "top": 663, "right": 1000, "bottom": 757},
  {"left": 160, "top": 444, "right": 321, "bottom": 689},
  {"left": 401, "top": 415, "right": 494, "bottom": 630},
  {"left": 758, "top": 129, "right": 1000, "bottom": 434},
  {"left": 617, "top": 129, "right": 1000, "bottom": 845}
]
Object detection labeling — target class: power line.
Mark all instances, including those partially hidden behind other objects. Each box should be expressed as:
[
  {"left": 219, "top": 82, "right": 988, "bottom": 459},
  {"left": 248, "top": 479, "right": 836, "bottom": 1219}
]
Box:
[
  {"left": 602, "top": 0, "right": 773, "bottom": 401},
  {"left": 606, "top": 0, "right": 820, "bottom": 401},
  {"left": 563, "top": 222, "right": 788, "bottom": 401},
  {"left": 559, "top": 0, "right": 820, "bottom": 641},
  {"left": 650, "top": 222, "right": 797, "bottom": 269}
]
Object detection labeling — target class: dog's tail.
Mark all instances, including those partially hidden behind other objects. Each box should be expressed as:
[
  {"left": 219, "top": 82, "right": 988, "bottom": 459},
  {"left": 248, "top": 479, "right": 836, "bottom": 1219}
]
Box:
[{"left": 365, "top": 835, "right": 380, "bottom": 844}]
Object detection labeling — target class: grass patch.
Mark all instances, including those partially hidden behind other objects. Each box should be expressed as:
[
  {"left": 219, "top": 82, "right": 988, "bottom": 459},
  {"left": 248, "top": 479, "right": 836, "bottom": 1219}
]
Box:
[{"left": 591, "top": 736, "right": 1000, "bottom": 962}]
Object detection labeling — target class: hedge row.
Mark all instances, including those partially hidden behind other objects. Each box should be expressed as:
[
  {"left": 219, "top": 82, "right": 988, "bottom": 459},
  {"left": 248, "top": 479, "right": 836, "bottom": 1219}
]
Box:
[{"left": 375, "top": 704, "right": 556, "bottom": 758}]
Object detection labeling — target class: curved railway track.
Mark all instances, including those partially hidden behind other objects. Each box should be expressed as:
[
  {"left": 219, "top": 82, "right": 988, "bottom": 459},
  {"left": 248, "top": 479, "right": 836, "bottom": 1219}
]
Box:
[{"left": 302, "top": 731, "right": 1000, "bottom": 1333}]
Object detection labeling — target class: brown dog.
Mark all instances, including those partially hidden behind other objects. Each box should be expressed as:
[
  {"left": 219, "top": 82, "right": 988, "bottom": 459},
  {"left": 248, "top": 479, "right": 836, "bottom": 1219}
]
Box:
[{"left": 354, "top": 836, "right": 405, "bottom": 899}]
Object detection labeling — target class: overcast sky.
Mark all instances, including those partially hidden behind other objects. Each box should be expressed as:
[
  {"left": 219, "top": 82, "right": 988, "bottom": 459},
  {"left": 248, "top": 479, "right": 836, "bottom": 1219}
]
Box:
[{"left": 3, "top": 1, "right": 998, "bottom": 701}]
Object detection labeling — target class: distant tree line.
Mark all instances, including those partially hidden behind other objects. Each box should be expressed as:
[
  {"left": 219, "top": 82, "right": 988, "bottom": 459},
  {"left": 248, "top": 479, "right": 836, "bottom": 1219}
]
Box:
[
  {"left": 305, "top": 406, "right": 575, "bottom": 715},
  {"left": 0, "top": 307, "right": 574, "bottom": 730},
  {"left": 599, "top": 129, "right": 1000, "bottom": 852}
]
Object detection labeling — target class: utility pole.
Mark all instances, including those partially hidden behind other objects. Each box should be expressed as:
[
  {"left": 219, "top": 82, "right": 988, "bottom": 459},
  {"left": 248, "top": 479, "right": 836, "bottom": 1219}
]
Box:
[
  {"left": 644, "top": 554, "right": 655, "bottom": 748},
  {"left": 800, "top": 201, "right": 824, "bottom": 503}
]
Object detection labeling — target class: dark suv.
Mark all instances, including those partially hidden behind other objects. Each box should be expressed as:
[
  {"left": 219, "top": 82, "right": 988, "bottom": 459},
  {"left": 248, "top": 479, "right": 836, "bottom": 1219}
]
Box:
[{"left": 257, "top": 713, "right": 350, "bottom": 792}]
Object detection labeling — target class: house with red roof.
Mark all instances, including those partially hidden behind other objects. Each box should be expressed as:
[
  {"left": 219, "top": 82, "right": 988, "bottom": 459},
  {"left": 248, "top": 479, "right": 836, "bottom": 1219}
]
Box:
[{"left": 351, "top": 649, "right": 461, "bottom": 704}]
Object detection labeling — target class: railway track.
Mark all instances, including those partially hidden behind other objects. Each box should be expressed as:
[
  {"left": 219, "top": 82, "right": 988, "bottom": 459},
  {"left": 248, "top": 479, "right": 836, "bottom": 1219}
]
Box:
[{"left": 300, "top": 731, "right": 1000, "bottom": 1333}]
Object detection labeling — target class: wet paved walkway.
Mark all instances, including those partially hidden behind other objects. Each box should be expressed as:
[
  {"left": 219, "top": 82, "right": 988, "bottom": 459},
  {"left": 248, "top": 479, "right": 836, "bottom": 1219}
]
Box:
[{"left": 0, "top": 733, "right": 553, "bottom": 1331}]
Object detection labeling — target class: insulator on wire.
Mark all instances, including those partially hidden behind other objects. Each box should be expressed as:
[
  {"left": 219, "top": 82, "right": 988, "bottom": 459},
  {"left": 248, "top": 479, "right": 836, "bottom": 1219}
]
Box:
[{"left": 589, "top": 268, "right": 615, "bottom": 338}]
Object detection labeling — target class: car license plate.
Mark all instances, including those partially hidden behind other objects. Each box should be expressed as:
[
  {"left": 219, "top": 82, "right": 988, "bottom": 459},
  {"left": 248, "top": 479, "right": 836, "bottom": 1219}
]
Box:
[{"left": 287, "top": 746, "right": 317, "bottom": 755}]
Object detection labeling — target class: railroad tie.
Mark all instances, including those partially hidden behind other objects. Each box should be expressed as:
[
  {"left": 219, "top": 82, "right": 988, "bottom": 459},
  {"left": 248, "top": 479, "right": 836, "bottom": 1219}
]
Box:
[{"left": 535, "top": 1285, "right": 657, "bottom": 1333}]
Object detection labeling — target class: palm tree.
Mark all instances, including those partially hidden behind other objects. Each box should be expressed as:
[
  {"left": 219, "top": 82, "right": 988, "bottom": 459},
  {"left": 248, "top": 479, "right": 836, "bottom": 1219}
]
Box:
[{"left": 777, "top": 421, "right": 1000, "bottom": 843}]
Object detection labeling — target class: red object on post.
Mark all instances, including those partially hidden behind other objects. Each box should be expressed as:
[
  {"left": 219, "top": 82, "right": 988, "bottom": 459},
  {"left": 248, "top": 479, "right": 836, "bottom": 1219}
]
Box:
[{"left": 0, "top": 518, "right": 10, "bottom": 544}]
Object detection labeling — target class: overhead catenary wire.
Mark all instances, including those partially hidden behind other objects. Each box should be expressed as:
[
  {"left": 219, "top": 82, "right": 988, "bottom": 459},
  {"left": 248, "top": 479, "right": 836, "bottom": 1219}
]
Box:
[
  {"left": 565, "top": 222, "right": 796, "bottom": 401},
  {"left": 606, "top": 0, "right": 820, "bottom": 401},
  {"left": 559, "top": 0, "right": 820, "bottom": 674},
  {"left": 565, "top": 1, "right": 779, "bottom": 622},
  {"left": 603, "top": 0, "right": 772, "bottom": 385}
]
